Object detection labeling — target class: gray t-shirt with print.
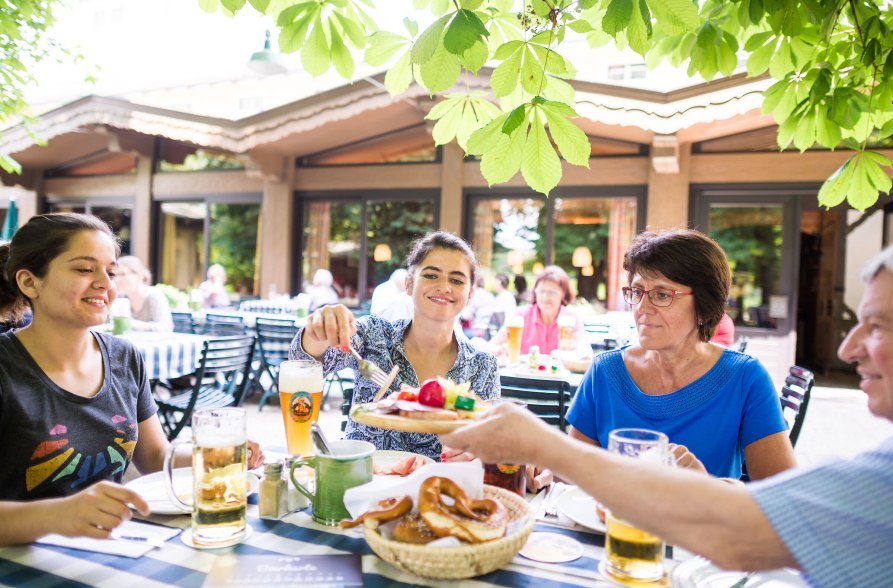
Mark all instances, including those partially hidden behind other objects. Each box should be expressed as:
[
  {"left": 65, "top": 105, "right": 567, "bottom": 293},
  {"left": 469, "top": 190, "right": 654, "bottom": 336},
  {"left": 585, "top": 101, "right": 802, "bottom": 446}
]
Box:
[{"left": 0, "top": 331, "right": 157, "bottom": 500}]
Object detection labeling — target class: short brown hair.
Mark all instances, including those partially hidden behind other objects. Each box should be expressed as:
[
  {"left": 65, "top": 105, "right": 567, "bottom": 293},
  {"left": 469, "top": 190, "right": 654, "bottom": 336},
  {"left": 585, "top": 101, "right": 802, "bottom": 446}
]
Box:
[
  {"left": 623, "top": 229, "right": 730, "bottom": 342},
  {"left": 532, "top": 265, "right": 574, "bottom": 306}
]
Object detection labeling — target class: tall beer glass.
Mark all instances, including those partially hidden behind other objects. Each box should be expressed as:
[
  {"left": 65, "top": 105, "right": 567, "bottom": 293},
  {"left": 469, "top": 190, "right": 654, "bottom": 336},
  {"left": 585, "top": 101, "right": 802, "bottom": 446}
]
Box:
[
  {"left": 163, "top": 408, "right": 248, "bottom": 547},
  {"left": 279, "top": 360, "right": 324, "bottom": 456},
  {"left": 604, "top": 428, "right": 669, "bottom": 583},
  {"left": 505, "top": 314, "right": 524, "bottom": 365}
]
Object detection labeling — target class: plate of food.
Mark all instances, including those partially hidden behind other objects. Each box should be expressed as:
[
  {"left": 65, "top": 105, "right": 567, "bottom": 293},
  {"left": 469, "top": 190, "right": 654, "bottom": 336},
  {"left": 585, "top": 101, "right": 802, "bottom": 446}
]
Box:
[
  {"left": 671, "top": 556, "right": 807, "bottom": 587},
  {"left": 504, "top": 353, "right": 571, "bottom": 378},
  {"left": 373, "top": 450, "right": 432, "bottom": 477},
  {"left": 126, "top": 468, "right": 260, "bottom": 515},
  {"left": 556, "top": 486, "right": 606, "bottom": 532},
  {"left": 351, "top": 377, "right": 490, "bottom": 434}
]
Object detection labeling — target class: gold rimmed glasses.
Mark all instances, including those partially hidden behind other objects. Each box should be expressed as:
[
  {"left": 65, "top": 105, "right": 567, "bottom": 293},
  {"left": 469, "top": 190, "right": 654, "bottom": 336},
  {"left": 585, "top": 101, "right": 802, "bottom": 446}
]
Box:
[{"left": 622, "top": 286, "right": 693, "bottom": 308}]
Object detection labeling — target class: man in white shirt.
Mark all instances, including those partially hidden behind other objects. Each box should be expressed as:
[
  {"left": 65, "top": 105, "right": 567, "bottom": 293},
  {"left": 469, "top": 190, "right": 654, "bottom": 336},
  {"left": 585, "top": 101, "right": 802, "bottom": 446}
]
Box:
[{"left": 370, "top": 268, "right": 412, "bottom": 322}]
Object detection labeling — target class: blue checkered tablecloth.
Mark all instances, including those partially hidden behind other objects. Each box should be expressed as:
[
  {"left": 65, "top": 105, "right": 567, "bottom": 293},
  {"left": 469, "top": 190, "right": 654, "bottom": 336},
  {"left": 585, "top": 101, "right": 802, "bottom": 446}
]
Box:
[
  {"left": 0, "top": 499, "right": 634, "bottom": 587},
  {"left": 118, "top": 332, "right": 209, "bottom": 380}
]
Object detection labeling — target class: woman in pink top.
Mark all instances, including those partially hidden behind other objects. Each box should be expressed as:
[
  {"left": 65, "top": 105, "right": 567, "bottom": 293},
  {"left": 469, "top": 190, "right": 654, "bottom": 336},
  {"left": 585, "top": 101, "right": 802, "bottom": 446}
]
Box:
[{"left": 490, "top": 266, "right": 586, "bottom": 356}]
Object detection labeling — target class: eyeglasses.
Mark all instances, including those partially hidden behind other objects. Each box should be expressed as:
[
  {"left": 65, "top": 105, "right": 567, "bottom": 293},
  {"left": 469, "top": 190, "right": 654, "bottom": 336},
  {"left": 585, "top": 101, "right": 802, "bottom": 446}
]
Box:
[{"left": 622, "top": 286, "right": 693, "bottom": 307}]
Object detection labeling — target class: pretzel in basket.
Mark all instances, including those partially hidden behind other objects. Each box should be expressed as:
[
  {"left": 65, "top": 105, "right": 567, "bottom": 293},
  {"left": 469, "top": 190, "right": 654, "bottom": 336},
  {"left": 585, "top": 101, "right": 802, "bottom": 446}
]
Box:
[{"left": 418, "top": 477, "right": 507, "bottom": 544}]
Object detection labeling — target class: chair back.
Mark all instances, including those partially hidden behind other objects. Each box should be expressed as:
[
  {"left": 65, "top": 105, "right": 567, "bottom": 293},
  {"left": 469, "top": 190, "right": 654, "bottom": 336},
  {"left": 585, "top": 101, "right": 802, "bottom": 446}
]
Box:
[
  {"left": 781, "top": 365, "right": 815, "bottom": 447},
  {"left": 340, "top": 385, "right": 354, "bottom": 432},
  {"left": 255, "top": 317, "right": 298, "bottom": 367},
  {"left": 155, "top": 335, "right": 256, "bottom": 441},
  {"left": 171, "top": 311, "right": 195, "bottom": 334},
  {"left": 202, "top": 313, "right": 248, "bottom": 337},
  {"left": 498, "top": 375, "right": 572, "bottom": 431},
  {"left": 735, "top": 336, "right": 750, "bottom": 353}
]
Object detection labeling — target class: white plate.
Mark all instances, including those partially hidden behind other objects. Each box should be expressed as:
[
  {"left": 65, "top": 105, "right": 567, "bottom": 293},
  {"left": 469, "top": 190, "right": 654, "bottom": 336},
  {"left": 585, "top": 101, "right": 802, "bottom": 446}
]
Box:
[
  {"left": 672, "top": 556, "right": 807, "bottom": 588},
  {"left": 373, "top": 450, "right": 433, "bottom": 477},
  {"left": 126, "top": 468, "right": 259, "bottom": 515},
  {"left": 556, "top": 486, "right": 606, "bottom": 532}
]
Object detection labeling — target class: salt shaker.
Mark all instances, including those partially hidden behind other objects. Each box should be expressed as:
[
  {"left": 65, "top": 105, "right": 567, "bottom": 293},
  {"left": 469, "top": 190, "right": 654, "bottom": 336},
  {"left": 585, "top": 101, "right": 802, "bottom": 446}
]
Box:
[{"left": 259, "top": 461, "right": 288, "bottom": 519}]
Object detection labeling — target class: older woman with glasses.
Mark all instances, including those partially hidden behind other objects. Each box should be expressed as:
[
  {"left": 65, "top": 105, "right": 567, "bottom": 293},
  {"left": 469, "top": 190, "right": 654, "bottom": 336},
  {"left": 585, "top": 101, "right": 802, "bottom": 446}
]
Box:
[{"left": 565, "top": 229, "right": 797, "bottom": 481}]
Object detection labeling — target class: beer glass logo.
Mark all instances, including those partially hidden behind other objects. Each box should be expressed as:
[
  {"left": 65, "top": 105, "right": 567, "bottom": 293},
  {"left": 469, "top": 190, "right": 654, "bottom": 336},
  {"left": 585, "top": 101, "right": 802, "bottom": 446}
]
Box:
[
  {"left": 289, "top": 392, "right": 314, "bottom": 423},
  {"left": 496, "top": 464, "right": 520, "bottom": 475}
]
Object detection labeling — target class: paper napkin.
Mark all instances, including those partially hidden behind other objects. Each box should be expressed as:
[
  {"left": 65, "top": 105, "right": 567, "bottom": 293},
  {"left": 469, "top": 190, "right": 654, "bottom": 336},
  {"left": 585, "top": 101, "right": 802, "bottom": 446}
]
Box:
[{"left": 36, "top": 519, "right": 181, "bottom": 558}]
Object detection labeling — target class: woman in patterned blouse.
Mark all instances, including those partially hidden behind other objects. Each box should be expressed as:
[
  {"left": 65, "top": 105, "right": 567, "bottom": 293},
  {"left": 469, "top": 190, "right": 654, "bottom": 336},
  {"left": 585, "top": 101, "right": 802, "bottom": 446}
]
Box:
[{"left": 290, "top": 232, "right": 500, "bottom": 461}]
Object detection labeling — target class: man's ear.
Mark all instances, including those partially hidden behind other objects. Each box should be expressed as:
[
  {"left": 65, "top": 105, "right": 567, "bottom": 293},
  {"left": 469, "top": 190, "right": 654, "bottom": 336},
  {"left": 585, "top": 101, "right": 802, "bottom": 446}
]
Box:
[
  {"left": 15, "top": 269, "right": 40, "bottom": 300},
  {"left": 405, "top": 275, "right": 413, "bottom": 295}
]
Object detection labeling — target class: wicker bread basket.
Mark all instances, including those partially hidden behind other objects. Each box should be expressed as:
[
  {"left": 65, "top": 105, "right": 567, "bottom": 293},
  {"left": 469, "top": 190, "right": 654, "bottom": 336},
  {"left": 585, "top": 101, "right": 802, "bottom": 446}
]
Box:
[{"left": 363, "top": 485, "right": 535, "bottom": 580}]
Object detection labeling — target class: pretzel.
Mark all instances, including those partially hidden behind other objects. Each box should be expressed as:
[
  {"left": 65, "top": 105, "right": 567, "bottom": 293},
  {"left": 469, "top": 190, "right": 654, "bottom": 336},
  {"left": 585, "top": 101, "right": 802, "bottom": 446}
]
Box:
[
  {"left": 340, "top": 496, "right": 412, "bottom": 529},
  {"left": 417, "top": 477, "right": 507, "bottom": 543}
]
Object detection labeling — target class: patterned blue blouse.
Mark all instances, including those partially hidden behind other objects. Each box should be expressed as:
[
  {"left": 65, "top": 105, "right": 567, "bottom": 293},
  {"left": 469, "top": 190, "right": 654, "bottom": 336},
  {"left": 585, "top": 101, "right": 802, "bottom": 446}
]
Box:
[{"left": 289, "top": 316, "right": 500, "bottom": 460}]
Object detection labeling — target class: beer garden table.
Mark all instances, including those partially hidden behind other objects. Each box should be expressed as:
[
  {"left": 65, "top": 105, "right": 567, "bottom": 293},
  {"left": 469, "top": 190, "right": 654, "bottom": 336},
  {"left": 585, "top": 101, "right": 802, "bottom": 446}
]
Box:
[
  {"left": 0, "top": 488, "right": 687, "bottom": 587},
  {"left": 117, "top": 331, "right": 209, "bottom": 381}
]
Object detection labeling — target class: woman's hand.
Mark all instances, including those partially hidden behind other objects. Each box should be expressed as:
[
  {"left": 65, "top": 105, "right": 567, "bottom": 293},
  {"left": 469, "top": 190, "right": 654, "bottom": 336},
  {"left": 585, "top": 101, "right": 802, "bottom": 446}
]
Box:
[
  {"left": 440, "top": 446, "right": 477, "bottom": 462},
  {"left": 668, "top": 443, "right": 707, "bottom": 475},
  {"left": 50, "top": 481, "right": 150, "bottom": 539},
  {"left": 526, "top": 466, "right": 553, "bottom": 492},
  {"left": 246, "top": 439, "right": 265, "bottom": 470},
  {"left": 301, "top": 304, "right": 356, "bottom": 358}
]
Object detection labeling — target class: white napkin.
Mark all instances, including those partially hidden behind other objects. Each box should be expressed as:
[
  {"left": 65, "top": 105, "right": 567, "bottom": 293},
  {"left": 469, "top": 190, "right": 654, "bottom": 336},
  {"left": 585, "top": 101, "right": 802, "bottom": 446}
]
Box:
[
  {"left": 36, "top": 520, "right": 181, "bottom": 558},
  {"left": 343, "top": 461, "right": 484, "bottom": 519}
]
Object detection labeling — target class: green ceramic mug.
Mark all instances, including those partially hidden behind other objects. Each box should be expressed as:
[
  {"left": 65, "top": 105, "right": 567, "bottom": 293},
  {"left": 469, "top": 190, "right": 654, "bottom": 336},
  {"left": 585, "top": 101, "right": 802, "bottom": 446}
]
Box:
[{"left": 290, "top": 439, "right": 374, "bottom": 526}]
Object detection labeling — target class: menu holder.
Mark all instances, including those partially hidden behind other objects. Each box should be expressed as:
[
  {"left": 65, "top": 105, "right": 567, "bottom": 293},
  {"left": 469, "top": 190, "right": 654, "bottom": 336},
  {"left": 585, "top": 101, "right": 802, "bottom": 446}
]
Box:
[{"left": 202, "top": 554, "right": 362, "bottom": 587}]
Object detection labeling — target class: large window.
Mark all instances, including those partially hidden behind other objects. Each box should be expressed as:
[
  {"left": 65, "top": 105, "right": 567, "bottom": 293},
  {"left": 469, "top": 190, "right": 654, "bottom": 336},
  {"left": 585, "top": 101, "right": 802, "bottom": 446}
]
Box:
[
  {"left": 157, "top": 196, "right": 261, "bottom": 298},
  {"left": 468, "top": 189, "right": 643, "bottom": 310},
  {"left": 299, "top": 192, "right": 437, "bottom": 305},
  {"left": 47, "top": 200, "right": 133, "bottom": 255}
]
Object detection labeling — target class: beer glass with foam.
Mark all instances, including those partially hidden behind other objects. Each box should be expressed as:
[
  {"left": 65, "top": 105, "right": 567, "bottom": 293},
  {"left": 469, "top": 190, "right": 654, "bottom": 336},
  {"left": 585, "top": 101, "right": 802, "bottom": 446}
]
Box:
[
  {"left": 163, "top": 408, "right": 248, "bottom": 547},
  {"left": 278, "top": 360, "right": 324, "bottom": 456},
  {"left": 604, "top": 428, "right": 669, "bottom": 583},
  {"left": 505, "top": 313, "right": 524, "bottom": 365}
]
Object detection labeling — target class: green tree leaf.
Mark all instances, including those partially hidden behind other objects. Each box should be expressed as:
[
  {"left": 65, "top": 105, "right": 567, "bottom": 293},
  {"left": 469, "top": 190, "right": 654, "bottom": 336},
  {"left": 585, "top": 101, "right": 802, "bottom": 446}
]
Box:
[
  {"left": 443, "top": 9, "right": 489, "bottom": 55},
  {"left": 411, "top": 14, "right": 450, "bottom": 64},
  {"left": 521, "top": 114, "right": 562, "bottom": 195},
  {"left": 491, "top": 49, "right": 522, "bottom": 97},
  {"left": 647, "top": 0, "right": 699, "bottom": 35},
  {"left": 384, "top": 50, "right": 413, "bottom": 95},
  {"left": 248, "top": 0, "right": 270, "bottom": 13},
  {"left": 540, "top": 103, "right": 591, "bottom": 167},
  {"left": 459, "top": 39, "right": 489, "bottom": 73},
  {"left": 467, "top": 112, "right": 512, "bottom": 155},
  {"left": 626, "top": 0, "right": 652, "bottom": 56},
  {"left": 329, "top": 23, "right": 355, "bottom": 78},
  {"left": 366, "top": 31, "right": 409, "bottom": 66},
  {"left": 480, "top": 127, "right": 524, "bottom": 185},
  {"left": 302, "top": 21, "right": 331, "bottom": 76},
  {"left": 198, "top": 0, "right": 219, "bottom": 12},
  {"left": 221, "top": 0, "right": 246, "bottom": 11},
  {"left": 602, "top": 0, "right": 633, "bottom": 35},
  {"left": 419, "top": 44, "right": 460, "bottom": 92}
]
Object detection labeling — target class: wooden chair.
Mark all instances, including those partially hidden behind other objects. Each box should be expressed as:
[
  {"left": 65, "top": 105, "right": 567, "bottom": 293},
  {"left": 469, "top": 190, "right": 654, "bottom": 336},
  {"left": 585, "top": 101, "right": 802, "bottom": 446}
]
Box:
[
  {"left": 155, "top": 335, "right": 256, "bottom": 441},
  {"left": 498, "top": 375, "right": 573, "bottom": 432},
  {"left": 781, "top": 365, "right": 815, "bottom": 447},
  {"left": 171, "top": 311, "right": 196, "bottom": 334},
  {"left": 201, "top": 313, "right": 248, "bottom": 337},
  {"left": 254, "top": 317, "right": 299, "bottom": 411}
]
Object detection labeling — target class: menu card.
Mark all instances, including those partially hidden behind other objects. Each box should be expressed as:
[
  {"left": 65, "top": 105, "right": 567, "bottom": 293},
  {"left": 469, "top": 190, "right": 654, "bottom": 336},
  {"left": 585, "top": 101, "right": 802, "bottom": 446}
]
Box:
[{"left": 202, "top": 554, "right": 363, "bottom": 587}]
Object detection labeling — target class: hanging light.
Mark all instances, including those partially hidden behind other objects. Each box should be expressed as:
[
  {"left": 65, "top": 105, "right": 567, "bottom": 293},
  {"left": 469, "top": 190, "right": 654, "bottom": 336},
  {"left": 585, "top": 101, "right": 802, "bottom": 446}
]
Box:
[
  {"left": 247, "top": 30, "right": 287, "bottom": 75},
  {"left": 572, "top": 246, "right": 592, "bottom": 268},
  {"left": 582, "top": 264, "right": 595, "bottom": 277},
  {"left": 531, "top": 262, "right": 544, "bottom": 275},
  {"left": 506, "top": 250, "right": 523, "bottom": 267},
  {"left": 373, "top": 243, "right": 392, "bottom": 262},
  {"left": 511, "top": 264, "right": 524, "bottom": 274}
]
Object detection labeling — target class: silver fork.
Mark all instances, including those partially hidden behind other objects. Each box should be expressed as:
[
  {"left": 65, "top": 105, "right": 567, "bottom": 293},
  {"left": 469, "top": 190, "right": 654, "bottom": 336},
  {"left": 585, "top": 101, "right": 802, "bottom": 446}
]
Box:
[
  {"left": 349, "top": 347, "right": 398, "bottom": 400},
  {"left": 541, "top": 483, "right": 560, "bottom": 518}
]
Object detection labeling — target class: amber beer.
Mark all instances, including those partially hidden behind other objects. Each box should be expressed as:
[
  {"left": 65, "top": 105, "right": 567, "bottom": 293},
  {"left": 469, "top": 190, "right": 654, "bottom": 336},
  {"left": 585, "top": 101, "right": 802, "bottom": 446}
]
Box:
[
  {"left": 279, "top": 360, "right": 324, "bottom": 456},
  {"left": 605, "top": 514, "right": 664, "bottom": 581},
  {"left": 505, "top": 314, "right": 524, "bottom": 365},
  {"left": 483, "top": 462, "right": 526, "bottom": 496},
  {"left": 605, "top": 428, "right": 669, "bottom": 583}
]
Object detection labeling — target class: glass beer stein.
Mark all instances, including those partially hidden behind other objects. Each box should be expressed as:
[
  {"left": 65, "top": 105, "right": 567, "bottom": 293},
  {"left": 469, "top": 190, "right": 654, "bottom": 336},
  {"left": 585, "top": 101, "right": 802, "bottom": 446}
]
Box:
[
  {"left": 604, "top": 428, "right": 669, "bottom": 582},
  {"left": 278, "top": 360, "right": 324, "bottom": 456},
  {"left": 505, "top": 314, "right": 524, "bottom": 365},
  {"left": 163, "top": 408, "right": 248, "bottom": 547}
]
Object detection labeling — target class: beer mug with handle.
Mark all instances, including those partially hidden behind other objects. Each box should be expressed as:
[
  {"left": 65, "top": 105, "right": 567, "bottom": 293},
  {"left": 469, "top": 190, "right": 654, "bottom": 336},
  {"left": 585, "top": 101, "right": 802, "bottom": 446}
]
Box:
[
  {"left": 163, "top": 408, "right": 248, "bottom": 547},
  {"left": 604, "top": 428, "right": 670, "bottom": 583},
  {"left": 290, "top": 439, "right": 374, "bottom": 526}
]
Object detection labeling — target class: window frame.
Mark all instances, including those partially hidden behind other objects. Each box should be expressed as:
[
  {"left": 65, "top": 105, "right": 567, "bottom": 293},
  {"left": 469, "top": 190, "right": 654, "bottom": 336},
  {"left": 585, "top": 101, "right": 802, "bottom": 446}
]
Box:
[{"left": 293, "top": 189, "right": 440, "bottom": 302}]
